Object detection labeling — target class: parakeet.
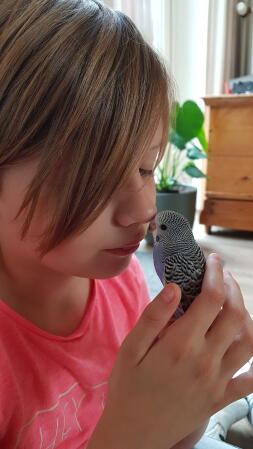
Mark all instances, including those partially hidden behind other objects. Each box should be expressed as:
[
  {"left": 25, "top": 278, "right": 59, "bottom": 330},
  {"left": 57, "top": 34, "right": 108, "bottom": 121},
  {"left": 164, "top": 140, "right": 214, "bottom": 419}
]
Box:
[{"left": 152, "top": 210, "right": 206, "bottom": 320}]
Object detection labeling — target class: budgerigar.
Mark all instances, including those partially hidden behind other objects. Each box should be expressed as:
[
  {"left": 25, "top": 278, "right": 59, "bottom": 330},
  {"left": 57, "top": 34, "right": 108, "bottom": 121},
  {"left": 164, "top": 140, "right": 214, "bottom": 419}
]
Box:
[{"left": 152, "top": 210, "right": 206, "bottom": 320}]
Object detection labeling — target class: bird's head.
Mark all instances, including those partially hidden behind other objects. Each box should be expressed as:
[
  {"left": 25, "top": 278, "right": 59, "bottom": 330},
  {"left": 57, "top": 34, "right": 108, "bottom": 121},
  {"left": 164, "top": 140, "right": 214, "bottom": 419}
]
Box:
[{"left": 152, "top": 210, "right": 194, "bottom": 257}]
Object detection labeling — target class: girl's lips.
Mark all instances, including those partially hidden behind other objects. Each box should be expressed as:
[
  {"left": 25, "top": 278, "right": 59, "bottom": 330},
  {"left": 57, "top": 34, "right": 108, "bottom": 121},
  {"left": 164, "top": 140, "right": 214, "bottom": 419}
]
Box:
[{"left": 104, "top": 243, "right": 140, "bottom": 256}]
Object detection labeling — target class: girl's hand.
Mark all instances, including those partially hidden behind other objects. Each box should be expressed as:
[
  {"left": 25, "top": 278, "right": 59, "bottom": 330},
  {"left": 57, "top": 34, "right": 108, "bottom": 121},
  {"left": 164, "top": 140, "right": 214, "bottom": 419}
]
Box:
[{"left": 89, "top": 254, "right": 253, "bottom": 449}]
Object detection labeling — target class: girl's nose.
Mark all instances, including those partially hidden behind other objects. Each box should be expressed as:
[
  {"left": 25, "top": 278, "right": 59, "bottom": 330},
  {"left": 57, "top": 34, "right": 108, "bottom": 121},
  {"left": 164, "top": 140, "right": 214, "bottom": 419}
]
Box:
[{"left": 115, "top": 184, "right": 157, "bottom": 228}]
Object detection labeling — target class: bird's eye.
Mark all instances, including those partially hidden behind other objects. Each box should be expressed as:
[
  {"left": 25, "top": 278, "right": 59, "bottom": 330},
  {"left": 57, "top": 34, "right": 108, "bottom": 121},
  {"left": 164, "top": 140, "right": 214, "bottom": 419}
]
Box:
[
  {"left": 160, "top": 224, "right": 167, "bottom": 230},
  {"left": 156, "top": 235, "right": 160, "bottom": 242}
]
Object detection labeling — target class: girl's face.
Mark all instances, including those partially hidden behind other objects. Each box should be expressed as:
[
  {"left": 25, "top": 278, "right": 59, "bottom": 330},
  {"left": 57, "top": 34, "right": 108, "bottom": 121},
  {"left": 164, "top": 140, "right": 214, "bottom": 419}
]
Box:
[{"left": 0, "top": 121, "right": 163, "bottom": 279}]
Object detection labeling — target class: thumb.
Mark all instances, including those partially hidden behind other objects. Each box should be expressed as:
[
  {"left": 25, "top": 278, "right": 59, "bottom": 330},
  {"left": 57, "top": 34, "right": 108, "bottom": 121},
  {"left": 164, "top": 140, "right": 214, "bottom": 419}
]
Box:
[{"left": 121, "top": 283, "right": 181, "bottom": 365}]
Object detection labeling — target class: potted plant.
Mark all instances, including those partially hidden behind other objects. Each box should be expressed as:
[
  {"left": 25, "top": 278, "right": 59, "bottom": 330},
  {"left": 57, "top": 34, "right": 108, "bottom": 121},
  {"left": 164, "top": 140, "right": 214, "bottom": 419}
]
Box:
[{"left": 146, "top": 99, "right": 208, "bottom": 245}]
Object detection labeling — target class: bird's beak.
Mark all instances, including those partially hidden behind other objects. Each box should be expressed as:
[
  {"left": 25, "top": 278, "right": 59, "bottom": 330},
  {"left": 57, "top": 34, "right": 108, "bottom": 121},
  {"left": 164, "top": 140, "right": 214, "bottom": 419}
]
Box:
[
  {"left": 149, "top": 217, "right": 158, "bottom": 243},
  {"left": 148, "top": 218, "right": 156, "bottom": 232}
]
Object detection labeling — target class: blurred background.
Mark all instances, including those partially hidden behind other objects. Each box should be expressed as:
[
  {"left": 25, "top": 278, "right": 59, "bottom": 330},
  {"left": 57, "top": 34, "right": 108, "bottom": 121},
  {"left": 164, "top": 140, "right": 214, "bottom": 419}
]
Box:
[{"left": 104, "top": 0, "right": 253, "bottom": 102}]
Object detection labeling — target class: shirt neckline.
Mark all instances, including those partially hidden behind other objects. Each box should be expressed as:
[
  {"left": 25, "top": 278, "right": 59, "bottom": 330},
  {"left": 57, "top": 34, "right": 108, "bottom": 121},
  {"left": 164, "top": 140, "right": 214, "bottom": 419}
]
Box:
[{"left": 0, "top": 279, "right": 96, "bottom": 342}]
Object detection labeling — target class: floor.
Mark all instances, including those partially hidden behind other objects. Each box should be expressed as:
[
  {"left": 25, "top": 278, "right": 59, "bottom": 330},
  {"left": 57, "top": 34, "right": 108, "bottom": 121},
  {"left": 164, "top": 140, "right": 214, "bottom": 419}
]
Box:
[{"left": 137, "top": 212, "right": 253, "bottom": 449}]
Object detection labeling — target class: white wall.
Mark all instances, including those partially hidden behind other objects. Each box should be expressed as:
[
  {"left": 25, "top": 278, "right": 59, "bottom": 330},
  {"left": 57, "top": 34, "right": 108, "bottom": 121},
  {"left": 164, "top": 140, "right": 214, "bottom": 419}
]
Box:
[{"left": 161, "top": 0, "right": 209, "bottom": 106}]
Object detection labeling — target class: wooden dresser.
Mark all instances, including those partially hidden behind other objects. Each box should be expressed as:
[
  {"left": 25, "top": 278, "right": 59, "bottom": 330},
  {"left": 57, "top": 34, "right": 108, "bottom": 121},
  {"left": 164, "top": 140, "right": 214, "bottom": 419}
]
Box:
[{"left": 200, "top": 94, "right": 253, "bottom": 233}]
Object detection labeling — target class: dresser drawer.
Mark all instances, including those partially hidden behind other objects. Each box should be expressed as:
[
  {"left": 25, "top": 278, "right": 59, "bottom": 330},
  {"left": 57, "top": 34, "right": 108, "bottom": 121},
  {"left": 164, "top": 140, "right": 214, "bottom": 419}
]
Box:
[
  {"left": 209, "top": 106, "right": 253, "bottom": 157},
  {"left": 200, "top": 198, "right": 253, "bottom": 231},
  {"left": 206, "top": 156, "right": 253, "bottom": 199}
]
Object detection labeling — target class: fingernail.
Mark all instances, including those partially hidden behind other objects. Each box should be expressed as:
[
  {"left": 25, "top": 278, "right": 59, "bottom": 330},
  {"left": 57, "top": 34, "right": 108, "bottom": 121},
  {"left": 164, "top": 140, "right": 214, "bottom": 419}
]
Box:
[
  {"left": 163, "top": 284, "right": 175, "bottom": 303},
  {"left": 209, "top": 253, "right": 222, "bottom": 264}
]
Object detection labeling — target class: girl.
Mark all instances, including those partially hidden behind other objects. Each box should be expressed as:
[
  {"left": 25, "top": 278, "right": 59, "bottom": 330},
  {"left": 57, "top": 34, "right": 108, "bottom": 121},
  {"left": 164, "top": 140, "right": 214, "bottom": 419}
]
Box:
[{"left": 0, "top": 1, "right": 253, "bottom": 448}]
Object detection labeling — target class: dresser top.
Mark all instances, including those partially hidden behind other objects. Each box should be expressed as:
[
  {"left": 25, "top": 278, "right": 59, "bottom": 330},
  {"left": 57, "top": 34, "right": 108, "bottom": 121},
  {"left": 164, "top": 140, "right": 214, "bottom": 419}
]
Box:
[{"left": 203, "top": 94, "right": 253, "bottom": 106}]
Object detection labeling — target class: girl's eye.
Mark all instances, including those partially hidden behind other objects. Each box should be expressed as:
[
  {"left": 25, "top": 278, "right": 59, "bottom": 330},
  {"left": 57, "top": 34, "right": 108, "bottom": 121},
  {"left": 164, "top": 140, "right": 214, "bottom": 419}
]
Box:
[{"left": 139, "top": 168, "right": 154, "bottom": 177}]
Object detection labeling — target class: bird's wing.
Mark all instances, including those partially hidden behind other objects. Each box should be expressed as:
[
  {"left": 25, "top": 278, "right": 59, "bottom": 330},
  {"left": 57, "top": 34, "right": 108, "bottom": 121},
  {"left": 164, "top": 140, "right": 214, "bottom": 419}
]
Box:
[
  {"left": 164, "top": 254, "right": 204, "bottom": 307},
  {"left": 163, "top": 253, "right": 197, "bottom": 284}
]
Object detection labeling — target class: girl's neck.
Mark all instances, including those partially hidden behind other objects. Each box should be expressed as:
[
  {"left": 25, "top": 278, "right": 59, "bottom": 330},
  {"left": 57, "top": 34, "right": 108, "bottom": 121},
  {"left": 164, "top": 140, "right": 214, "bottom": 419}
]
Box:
[{"left": 0, "top": 257, "right": 91, "bottom": 336}]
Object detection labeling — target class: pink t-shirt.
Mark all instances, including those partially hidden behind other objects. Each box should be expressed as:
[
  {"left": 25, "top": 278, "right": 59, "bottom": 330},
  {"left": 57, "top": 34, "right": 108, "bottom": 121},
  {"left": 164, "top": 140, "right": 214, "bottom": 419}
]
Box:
[{"left": 0, "top": 255, "right": 150, "bottom": 449}]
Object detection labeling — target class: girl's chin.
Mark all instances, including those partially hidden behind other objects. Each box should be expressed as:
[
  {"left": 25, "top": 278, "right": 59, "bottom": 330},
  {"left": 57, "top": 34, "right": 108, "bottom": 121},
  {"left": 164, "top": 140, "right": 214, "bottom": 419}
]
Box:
[
  {"left": 41, "top": 252, "right": 133, "bottom": 279},
  {"left": 91, "top": 253, "right": 132, "bottom": 279}
]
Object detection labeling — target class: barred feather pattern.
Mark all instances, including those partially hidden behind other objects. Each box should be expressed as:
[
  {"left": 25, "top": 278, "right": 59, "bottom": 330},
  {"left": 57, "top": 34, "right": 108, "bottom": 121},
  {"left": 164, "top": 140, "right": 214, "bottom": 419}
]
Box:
[
  {"left": 164, "top": 249, "right": 206, "bottom": 314},
  {"left": 153, "top": 210, "right": 206, "bottom": 319}
]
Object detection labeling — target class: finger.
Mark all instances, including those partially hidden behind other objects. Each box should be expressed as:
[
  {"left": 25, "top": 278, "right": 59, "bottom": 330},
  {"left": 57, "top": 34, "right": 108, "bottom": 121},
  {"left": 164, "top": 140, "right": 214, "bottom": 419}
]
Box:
[
  {"left": 224, "top": 366, "right": 253, "bottom": 405},
  {"left": 223, "top": 339, "right": 253, "bottom": 379},
  {"left": 206, "top": 271, "right": 245, "bottom": 357},
  {"left": 121, "top": 283, "right": 181, "bottom": 365},
  {"left": 222, "top": 312, "right": 253, "bottom": 377},
  {"left": 177, "top": 253, "right": 225, "bottom": 337}
]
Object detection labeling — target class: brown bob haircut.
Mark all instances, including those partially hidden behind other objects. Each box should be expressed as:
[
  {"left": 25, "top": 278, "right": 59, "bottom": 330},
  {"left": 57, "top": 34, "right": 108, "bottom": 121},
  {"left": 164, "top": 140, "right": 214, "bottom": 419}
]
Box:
[{"left": 0, "top": 0, "right": 174, "bottom": 254}]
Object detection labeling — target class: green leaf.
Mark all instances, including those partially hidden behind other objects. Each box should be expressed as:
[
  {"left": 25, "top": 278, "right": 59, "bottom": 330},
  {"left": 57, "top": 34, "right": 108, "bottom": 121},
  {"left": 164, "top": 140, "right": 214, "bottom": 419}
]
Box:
[
  {"left": 197, "top": 126, "right": 208, "bottom": 153},
  {"left": 183, "top": 162, "right": 207, "bottom": 178},
  {"left": 156, "top": 177, "right": 178, "bottom": 191},
  {"left": 170, "top": 101, "right": 180, "bottom": 128},
  {"left": 169, "top": 129, "right": 186, "bottom": 150},
  {"left": 155, "top": 164, "right": 178, "bottom": 191},
  {"left": 174, "top": 100, "right": 204, "bottom": 143},
  {"left": 187, "top": 146, "right": 207, "bottom": 160}
]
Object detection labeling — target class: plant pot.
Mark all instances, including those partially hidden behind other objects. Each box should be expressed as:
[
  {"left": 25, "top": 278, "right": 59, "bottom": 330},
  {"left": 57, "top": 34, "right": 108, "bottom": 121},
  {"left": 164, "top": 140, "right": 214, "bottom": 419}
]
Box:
[{"left": 145, "top": 184, "right": 197, "bottom": 245}]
